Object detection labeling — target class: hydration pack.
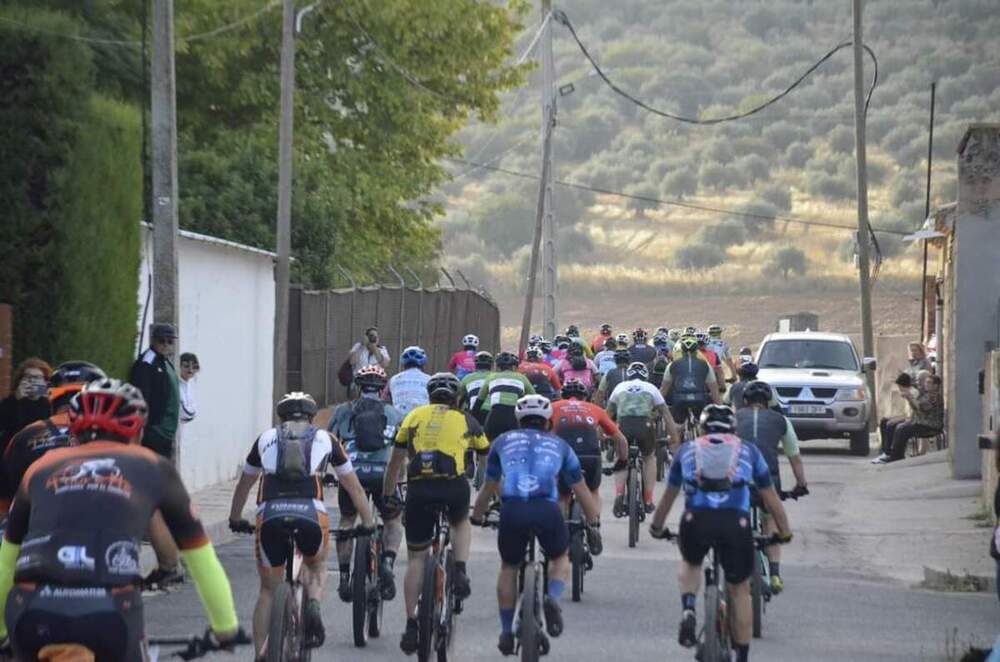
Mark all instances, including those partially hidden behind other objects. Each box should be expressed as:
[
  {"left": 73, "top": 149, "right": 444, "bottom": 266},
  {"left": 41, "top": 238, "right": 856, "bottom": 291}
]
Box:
[
  {"left": 693, "top": 434, "right": 743, "bottom": 493},
  {"left": 275, "top": 423, "right": 318, "bottom": 480},
  {"left": 349, "top": 397, "right": 388, "bottom": 453},
  {"left": 569, "top": 354, "right": 587, "bottom": 371}
]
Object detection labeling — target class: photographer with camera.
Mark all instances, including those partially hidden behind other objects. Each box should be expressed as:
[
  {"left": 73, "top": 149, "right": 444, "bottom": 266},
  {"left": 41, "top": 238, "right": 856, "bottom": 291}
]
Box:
[{"left": 350, "top": 326, "right": 391, "bottom": 375}]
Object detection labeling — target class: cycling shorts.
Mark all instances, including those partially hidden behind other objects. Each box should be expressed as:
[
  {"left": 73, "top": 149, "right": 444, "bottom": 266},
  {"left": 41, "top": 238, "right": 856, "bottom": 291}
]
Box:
[
  {"left": 484, "top": 405, "right": 518, "bottom": 442},
  {"left": 498, "top": 499, "right": 568, "bottom": 566},
  {"left": 338, "top": 476, "right": 401, "bottom": 521},
  {"left": 618, "top": 416, "right": 656, "bottom": 457},
  {"left": 255, "top": 498, "right": 329, "bottom": 569},
  {"left": 558, "top": 456, "right": 601, "bottom": 495},
  {"left": 670, "top": 401, "right": 706, "bottom": 426},
  {"left": 7, "top": 584, "right": 145, "bottom": 662},
  {"left": 677, "top": 509, "right": 754, "bottom": 584},
  {"left": 404, "top": 478, "right": 470, "bottom": 550}
]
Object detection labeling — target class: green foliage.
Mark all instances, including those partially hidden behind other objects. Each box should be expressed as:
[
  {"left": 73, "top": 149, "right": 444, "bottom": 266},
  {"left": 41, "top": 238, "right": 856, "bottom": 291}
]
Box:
[
  {"left": 661, "top": 168, "right": 698, "bottom": 199},
  {"left": 674, "top": 242, "right": 724, "bottom": 271},
  {"left": 759, "top": 184, "right": 792, "bottom": 213},
  {"left": 698, "top": 220, "right": 747, "bottom": 249},
  {"left": 764, "top": 246, "right": 808, "bottom": 278}
]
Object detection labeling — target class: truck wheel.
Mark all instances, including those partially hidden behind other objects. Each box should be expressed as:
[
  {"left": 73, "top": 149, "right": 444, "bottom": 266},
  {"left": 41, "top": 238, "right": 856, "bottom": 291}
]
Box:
[{"left": 849, "top": 430, "right": 871, "bottom": 456}]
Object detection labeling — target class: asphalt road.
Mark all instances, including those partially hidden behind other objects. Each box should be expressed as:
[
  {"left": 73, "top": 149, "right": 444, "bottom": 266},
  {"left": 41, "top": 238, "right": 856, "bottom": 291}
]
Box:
[{"left": 146, "top": 444, "right": 999, "bottom": 661}]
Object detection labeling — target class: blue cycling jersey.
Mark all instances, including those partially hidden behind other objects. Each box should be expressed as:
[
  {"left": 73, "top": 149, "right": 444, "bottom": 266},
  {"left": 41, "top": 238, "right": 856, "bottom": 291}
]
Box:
[
  {"left": 485, "top": 428, "right": 583, "bottom": 502},
  {"left": 667, "top": 435, "right": 772, "bottom": 512}
]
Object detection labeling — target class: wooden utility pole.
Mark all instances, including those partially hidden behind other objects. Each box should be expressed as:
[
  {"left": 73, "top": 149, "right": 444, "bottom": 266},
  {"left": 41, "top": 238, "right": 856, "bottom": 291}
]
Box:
[
  {"left": 540, "top": 0, "right": 557, "bottom": 340},
  {"left": 919, "top": 82, "right": 936, "bottom": 341},
  {"left": 519, "top": 111, "right": 554, "bottom": 352},
  {"left": 151, "top": 0, "right": 179, "bottom": 337},
  {"left": 851, "top": 0, "right": 877, "bottom": 426},
  {"left": 273, "top": 0, "right": 295, "bottom": 405}
]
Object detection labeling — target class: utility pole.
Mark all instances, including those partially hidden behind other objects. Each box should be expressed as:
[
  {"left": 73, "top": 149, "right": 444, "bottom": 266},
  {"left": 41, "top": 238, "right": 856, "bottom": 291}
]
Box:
[
  {"left": 540, "top": 0, "right": 557, "bottom": 340},
  {"left": 919, "top": 82, "right": 936, "bottom": 341},
  {"left": 519, "top": 111, "right": 554, "bottom": 352},
  {"left": 851, "top": 0, "right": 877, "bottom": 426},
  {"left": 273, "top": 0, "right": 295, "bottom": 406},
  {"left": 151, "top": 0, "right": 179, "bottom": 337}
]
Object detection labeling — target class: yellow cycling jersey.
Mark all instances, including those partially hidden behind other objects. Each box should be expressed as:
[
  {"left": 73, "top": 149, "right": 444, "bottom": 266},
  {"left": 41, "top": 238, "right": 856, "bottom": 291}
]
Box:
[{"left": 395, "top": 404, "right": 489, "bottom": 480}]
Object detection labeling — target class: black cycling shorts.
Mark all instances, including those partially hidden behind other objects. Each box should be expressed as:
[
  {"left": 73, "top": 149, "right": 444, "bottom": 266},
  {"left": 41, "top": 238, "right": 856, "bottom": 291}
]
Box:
[
  {"left": 678, "top": 509, "right": 754, "bottom": 584},
  {"left": 404, "top": 478, "right": 471, "bottom": 550},
  {"left": 485, "top": 404, "right": 518, "bottom": 442},
  {"left": 256, "top": 498, "right": 329, "bottom": 568},
  {"left": 558, "top": 456, "right": 600, "bottom": 495},
  {"left": 7, "top": 584, "right": 146, "bottom": 662},
  {"left": 670, "top": 401, "right": 707, "bottom": 426},
  {"left": 338, "top": 475, "right": 401, "bottom": 521},
  {"left": 498, "top": 499, "right": 569, "bottom": 566},
  {"left": 618, "top": 416, "right": 656, "bottom": 457}
]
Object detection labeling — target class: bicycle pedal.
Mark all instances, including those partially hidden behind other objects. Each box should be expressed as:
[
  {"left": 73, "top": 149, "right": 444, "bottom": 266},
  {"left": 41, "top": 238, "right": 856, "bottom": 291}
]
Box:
[
  {"left": 584, "top": 555, "right": 594, "bottom": 571},
  {"left": 453, "top": 599, "right": 464, "bottom": 615}
]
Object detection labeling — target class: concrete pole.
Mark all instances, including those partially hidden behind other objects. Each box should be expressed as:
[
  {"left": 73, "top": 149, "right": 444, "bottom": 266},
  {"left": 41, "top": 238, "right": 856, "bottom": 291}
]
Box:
[
  {"left": 540, "top": 0, "right": 557, "bottom": 340},
  {"left": 851, "top": 0, "right": 877, "bottom": 426},
  {"left": 273, "top": 0, "right": 295, "bottom": 406},
  {"left": 150, "top": 0, "right": 179, "bottom": 339},
  {"left": 519, "top": 108, "right": 554, "bottom": 353}
]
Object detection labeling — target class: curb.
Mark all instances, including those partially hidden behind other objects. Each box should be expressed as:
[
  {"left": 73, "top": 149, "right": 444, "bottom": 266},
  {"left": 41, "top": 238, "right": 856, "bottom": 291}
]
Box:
[
  {"left": 922, "top": 566, "right": 996, "bottom": 594},
  {"left": 140, "top": 507, "right": 252, "bottom": 576}
]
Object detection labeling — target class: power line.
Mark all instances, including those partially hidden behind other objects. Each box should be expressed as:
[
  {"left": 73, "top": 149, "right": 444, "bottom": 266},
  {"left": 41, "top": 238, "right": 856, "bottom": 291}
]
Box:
[
  {"left": 444, "top": 156, "right": 910, "bottom": 237},
  {"left": 552, "top": 9, "right": 878, "bottom": 125},
  {"left": 450, "top": 132, "right": 536, "bottom": 181}
]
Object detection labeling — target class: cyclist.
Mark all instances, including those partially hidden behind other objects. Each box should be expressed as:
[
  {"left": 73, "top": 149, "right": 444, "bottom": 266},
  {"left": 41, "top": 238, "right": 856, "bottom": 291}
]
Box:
[
  {"left": 473, "top": 352, "right": 535, "bottom": 443},
  {"left": 614, "top": 332, "right": 630, "bottom": 349},
  {"left": 668, "top": 328, "right": 682, "bottom": 347},
  {"left": 725, "top": 361, "right": 760, "bottom": 412},
  {"left": 735, "top": 381, "right": 807, "bottom": 594},
  {"left": 552, "top": 379, "right": 627, "bottom": 517},
  {"left": 649, "top": 405, "right": 793, "bottom": 662},
  {"left": 697, "top": 332, "right": 727, "bottom": 388},
  {"left": 229, "top": 391, "right": 374, "bottom": 652},
  {"left": 518, "top": 346, "right": 562, "bottom": 401},
  {"left": 389, "top": 346, "right": 430, "bottom": 415},
  {"left": 383, "top": 373, "right": 490, "bottom": 655},
  {"left": 650, "top": 333, "right": 672, "bottom": 389},
  {"left": 565, "top": 325, "right": 594, "bottom": 359},
  {"left": 593, "top": 337, "right": 619, "bottom": 376},
  {"left": 540, "top": 339, "right": 560, "bottom": 368},
  {"left": 470, "top": 395, "right": 601, "bottom": 655},
  {"left": 629, "top": 328, "right": 658, "bottom": 366},
  {"left": 327, "top": 366, "right": 405, "bottom": 602},
  {"left": 707, "top": 324, "right": 738, "bottom": 381},
  {"left": 448, "top": 335, "right": 480, "bottom": 379},
  {"left": 460, "top": 351, "right": 495, "bottom": 426},
  {"left": 607, "top": 362, "right": 679, "bottom": 516},
  {"left": 593, "top": 348, "right": 631, "bottom": 407},
  {"left": 520, "top": 335, "right": 543, "bottom": 362},
  {"left": 551, "top": 335, "right": 571, "bottom": 363},
  {"left": 591, "top": 323, "right": 613, "bottom": 354},
  {"left": 555, "top": 343, "right": 598, "bottom": 395},
  {"left": 662, "top": 335, "right": 721, "bottom": 432},
  {"left": 0, "top": 379, "right": 240, "bottom": 660}
]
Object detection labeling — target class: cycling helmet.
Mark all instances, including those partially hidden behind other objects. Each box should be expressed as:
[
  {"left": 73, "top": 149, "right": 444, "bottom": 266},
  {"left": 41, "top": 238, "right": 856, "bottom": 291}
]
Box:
[
  {"left": 742, "top": 380, "right": 773, "bottom": 406},
  {"left": 684, "top": 326, "right": 698, "bottom": 336},
  {"left": 276, "top": 391, "right": 319, "bottom": 422},
  {"left": 561, "top": 379, "right": 589, "bottom": 400},
  {"left": 529, "top": 334, "right": 543, "bottom": 346},
  {"left": 653, "top": 333, "right": 669, "bottom": 348},
  {"left": 615, "top": 333, "right": 629, "bottom": 347},
  {"left": 427, "top": 372, "right": 461, "bottom": 404},
  {"left": 633, "top": 327, "right": 648, "bottom": 342},
  {"left": 355, "top": 365, "right": 388, "bottom": 392},
  {"left": 613, "top": 348, "right": 631, "bottom": 364},
  {"left": 539, "top": 340, "right": 553, "bottom": 353},
  {"left": 699, "top": 404, "right": 735, "bottom": 435},
  {"left": 739, "top": 346, "right": 753, "bottom": 356},
  {"left": 708, "top": 324, "right": 723, "bottom": 337},
  {"left": 603, "top": 337, "right": 617, "bottom": 351},
  {"left": 655, "top": 326, "right": 669, "bottom": 336},
  {"left": 739, "top": 362, "right": 760, "bottom": 380},
  {"left": 49, "top": 361, "right": 107, "bottom": 406},
  {"left": 567, "top": 342, "right": 583, "bottom": 356},
  {"left": 668, "top": 328, "right": 681, "bottom": 342},
  {"left": 462, "top": 334, "right": 480, "bottom": 348},
  {"left": 496, "top": 351, "right": 519, "bottom": 370},
  {"left": 401, "top": 345, "right": 428, "bottom": 368},
  {"left": 474, "top": 351, "right": 494, "bottom": 370},
  {"left": 565, "top": 325, "right": 580, "bottom": 338},
  {"left": 525, "top": 347, "right": 543, "bottom": 361},
  {"left": 679, "top": 336, "right": 699, "bottom": 353},
  {"left": 626, "top": 362, "right": 649, "bottom": 381},
  {"left": 738, "top": 353, "right": 755, "bottom": 367},
  {"left": 695, "top": 332, "right": 708, "bottom": 345},
  {"left": 600, "top": 323, "right": 612, "bottom": 333},
  {"left": 515, "top": 394, "right": 553, "bottom": 422},
  {"left": 69, "top": 378, "right": 148, "bottom": 442}
]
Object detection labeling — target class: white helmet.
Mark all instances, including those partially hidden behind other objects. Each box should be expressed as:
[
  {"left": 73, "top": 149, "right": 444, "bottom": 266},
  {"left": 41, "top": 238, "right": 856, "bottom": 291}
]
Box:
[
  {"left": 462, "top": 334, "right": 480, "bottom": 348},
  {"left": 515, "top": 394, "right": 553, "bottom": 421}
]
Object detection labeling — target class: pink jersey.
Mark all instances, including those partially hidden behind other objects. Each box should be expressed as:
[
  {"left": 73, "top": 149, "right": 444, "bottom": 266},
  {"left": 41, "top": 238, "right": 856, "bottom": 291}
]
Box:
[
  {"left": 447, "top": 350, "right": 477, "bottom": 378},
  {"left": 557, "top": 359, "right": 598, "bottom": 389}
]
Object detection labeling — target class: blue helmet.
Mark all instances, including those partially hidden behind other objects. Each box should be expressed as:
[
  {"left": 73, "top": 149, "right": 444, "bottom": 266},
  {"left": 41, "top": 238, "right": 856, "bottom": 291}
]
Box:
[{"left": 401, "top": 346, "right": 427, "bottom": 367}]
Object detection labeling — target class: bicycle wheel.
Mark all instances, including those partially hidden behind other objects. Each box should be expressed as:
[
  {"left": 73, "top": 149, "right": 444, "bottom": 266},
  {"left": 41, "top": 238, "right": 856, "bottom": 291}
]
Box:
[
  {"left": 570, "top": 528, "right": 584, "bottom": 602},
  {"left": 368, "top": 535, "right": 384, "bottom": 639},
  {"left": 436, "top": 549, "right": 456, "bottom": 661},
  {"left": 627, "top": 465, "right": 639, "bottom": 548},
  {"left": 352, "top": 534, "right": 371, "bottom": 647},
  {"left": 266, "top": 582, "right": 296, "bottom": 662},
  {"left": 702, "top": 584, "right": 723, "bottom": 662},
  {"left": 417, "top": 552, "right": 438, "bottom": 662},
  {"left": 519, "top": 564, "right": 540, "bottom": 662},
  {"left": 751, "top": 551, "right": 764, "bottom": 639}
]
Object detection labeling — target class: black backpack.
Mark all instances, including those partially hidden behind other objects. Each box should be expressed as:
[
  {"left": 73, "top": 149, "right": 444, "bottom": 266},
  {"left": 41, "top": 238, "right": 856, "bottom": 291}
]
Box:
[
  {"left": 349, "top": 397, "right": 388, "bottom": 452},
  {"left": 569, "top": 354, "right": 587, "bottom": 371}
]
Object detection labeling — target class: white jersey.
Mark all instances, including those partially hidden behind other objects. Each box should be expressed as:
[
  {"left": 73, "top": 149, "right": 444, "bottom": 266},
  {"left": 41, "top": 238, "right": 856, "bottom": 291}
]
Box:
[
  {"left": 243, "top": 425, "right": 352, "bottom": 478},
  {"left": 389, "top": 368, "right": 431, "bottom": 415},
  {"left": 706, "top": 338, "right": 732, "bottom": 362}
]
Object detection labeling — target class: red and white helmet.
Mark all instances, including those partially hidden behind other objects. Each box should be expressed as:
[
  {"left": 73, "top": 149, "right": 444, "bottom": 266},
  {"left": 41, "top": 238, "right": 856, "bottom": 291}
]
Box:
[{"left": 69, "top": 378, "right": 148, "bottom": 442}]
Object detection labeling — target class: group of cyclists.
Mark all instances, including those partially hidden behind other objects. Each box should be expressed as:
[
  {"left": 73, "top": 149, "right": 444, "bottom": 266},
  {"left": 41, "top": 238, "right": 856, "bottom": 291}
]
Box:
[{"left": 0, "top": 322, "right": 809, "bottom": 662}]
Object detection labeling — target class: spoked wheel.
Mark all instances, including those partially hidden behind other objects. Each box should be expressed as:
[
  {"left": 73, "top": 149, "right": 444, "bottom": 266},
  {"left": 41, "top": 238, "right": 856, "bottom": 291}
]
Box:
[
  {"left": 266, "top": 582, "right": 297, "bottom": 662},
  {"left": 701, "top": 585, "right": 723, "bottom": 662},
  {"left": 352, "top": 534, "right": 372, "bottom": 647},
  {"left": 751, "top": 551, "right": 764, "bottom": 639},
  {"left": 627, "top": 465, "right": 639, "bottom": 548},
  {"left": 655, "top": 443, "right": 666, "bottom": 481},
  {"left": 518, "top": 564, "right": 541, "bottom": 662},
  {"left": 436, "top": 550, "right": 456, "bottom": 661},
  {"left": 368, "top": 536, "right": 384, "bottom": 639},
  {"left": 417, "top": 552, "right": 438, "bottom": 662}
]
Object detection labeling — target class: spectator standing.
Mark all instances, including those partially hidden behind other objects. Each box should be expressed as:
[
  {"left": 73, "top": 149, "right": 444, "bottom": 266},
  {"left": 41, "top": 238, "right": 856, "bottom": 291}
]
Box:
[
  {"left": 350, "top": 326, "right": 391, "bottom": 374},
  {"left": 0, "top": 358, "right": 52, "bottom": 451},
  {"left": 179, "top": 352, "right": 200, "bottom": 424},
  {"left": 906, "top": 342, "right": 932, "bottom": 378}
]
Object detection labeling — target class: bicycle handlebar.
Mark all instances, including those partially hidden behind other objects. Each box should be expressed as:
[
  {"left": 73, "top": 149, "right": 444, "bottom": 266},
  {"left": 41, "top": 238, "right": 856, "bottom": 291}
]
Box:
[
  {"left": 148, "top": 627, "right": 251, "bottom": 660},
  {"left": 778, "top": 485, "right": 810, "bottom": 501}
]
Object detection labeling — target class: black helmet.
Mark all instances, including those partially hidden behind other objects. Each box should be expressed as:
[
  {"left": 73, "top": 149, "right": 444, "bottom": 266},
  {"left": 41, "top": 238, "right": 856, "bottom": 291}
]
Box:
[
  {"left": 742, "top": 380, "right": 773, "bottom": 406},
  {"left": 566, "top": 325, "right": 580, "bottom": 338},
  {"left": 626, "top": 361, "right": 649, "bottom": 381},
  {"left": 474, "top": 351, "right": 494, "bottom": 370},
  {"left": 50, "top": 361, "right": 106, "bottom": 388},
  {"left": 739, "top": 362, "right": 760, "bottom": 380},
  {"left": 633, "top": 327, "right": 648, "bottom": 342},
  {"left": 600, "top": 323, "right": 612, "bottom": 332},
  {"left": 603, "top": 337, "right": 617, "bottom": 350},
  {"left": 276, "top": 392, "right": 318, "bottom": 422},
  {"left": 699, "top": 404, "right": 735, "bottom": 434},
  {"left": 613, "top": 349, "right": 631, "bottom": 364},
  {"left": 561, "top": 379, "right": 589, "bottom": 400},
  {"left": 496, "top": 351, "right": 519, "bottom": 370},
  {"left": 567, "top": 342, "right": 583, "bottom": 356},
  {"left": 427, "top": 372, "right": 461, "bottom": 404}
]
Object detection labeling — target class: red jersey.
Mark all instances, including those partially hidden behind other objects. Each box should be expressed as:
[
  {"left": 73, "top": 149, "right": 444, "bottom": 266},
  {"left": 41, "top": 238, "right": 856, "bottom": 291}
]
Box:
[
  {"left": 518, "top": 362, "right": 562, "bottom": 398},
  {"left": 551, "top": 399, "right": 620, "bottom": 457},
  {"left": 591, "top": 333, "right": 612, "bottom": 354},
  {"left": 702, "top": 348, "right": 720, "bottom": 367}
]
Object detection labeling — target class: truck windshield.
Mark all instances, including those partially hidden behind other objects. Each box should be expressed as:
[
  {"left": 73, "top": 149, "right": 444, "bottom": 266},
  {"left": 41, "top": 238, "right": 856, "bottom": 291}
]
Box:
[{"left": 758, "top": 340, "right": 858, "bottom": 371}]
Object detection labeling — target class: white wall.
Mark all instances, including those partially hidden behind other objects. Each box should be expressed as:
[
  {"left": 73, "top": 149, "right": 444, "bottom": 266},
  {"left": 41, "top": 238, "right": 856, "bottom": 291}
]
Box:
[{"left": 139, "top": 227, "right": 274, "bottom": 491}]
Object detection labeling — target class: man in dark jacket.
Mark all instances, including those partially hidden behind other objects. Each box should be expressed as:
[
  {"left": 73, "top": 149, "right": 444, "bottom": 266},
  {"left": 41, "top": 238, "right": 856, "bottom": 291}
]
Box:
[{"left": 129, "top": 323, "right": 180, "bottom": 461}]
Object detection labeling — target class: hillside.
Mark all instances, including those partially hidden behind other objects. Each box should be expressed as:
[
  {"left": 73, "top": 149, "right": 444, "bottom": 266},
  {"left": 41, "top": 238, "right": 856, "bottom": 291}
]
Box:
[{"left": 438, "top": 0, "right": 1000, "bottom": 298}]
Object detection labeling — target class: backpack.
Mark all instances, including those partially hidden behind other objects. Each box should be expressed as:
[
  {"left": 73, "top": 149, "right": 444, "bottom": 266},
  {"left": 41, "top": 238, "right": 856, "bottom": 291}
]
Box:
[
  {"left": 349, "top": 397, "right": 388, "bottom": 452},
  {"left": 337, "top": 359, "right": 354, "bottom": 387},
  {"left": 569, "top": 354, "right": 587, "bottom": 371},
  {"left": 275, "top": 424, "right": 318, "bottom": 481},
  {"left": 692, "top": 435, "right": 743, "bottom": 493}
]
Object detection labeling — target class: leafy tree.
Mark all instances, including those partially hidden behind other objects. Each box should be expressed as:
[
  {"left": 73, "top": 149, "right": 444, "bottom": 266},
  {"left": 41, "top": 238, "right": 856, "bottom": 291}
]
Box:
[
  {"left": 763, "top": 121, "right": 806, "bottom": 151},
  {"left": 828, "top": 125, "right": 855, "bottom": 154},
  {"left": 661, "top": 168, "right": 698, "bottom": 199},
  {"left": 698, "top": 220, "right": 747, "bottom": 249},
  {"left": 764, "top": 246, "right": 808, "bottom": 278},
  {"left": 674, "top": 242, "right": 725, "bottom": 271},
  {"left": 623, "top": 181, "right": 661, "bottom": 217},
  {"left": 759, "top": 184, "right": 792, "bottom": 212},
  {"left": 808, "top": 172, "right": 854, "bottom": 202},
  {"left": 784, "top": 142, "right": 813, "bottom": 169},
  {"left": 734, "top": 154, "right": 771, "bottom": 184},
  {"left": 736, "top": 199, "right": 779, "bottom": 234}
]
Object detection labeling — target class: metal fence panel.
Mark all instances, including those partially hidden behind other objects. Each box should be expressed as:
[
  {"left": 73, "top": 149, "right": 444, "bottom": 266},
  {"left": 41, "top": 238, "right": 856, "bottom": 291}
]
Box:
[{"left": 287, "top": 286, "right": 303, "bottom": 392}]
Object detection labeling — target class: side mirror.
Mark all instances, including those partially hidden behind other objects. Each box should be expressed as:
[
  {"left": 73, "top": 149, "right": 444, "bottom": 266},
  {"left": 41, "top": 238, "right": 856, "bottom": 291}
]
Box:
[{"left": 862, "top": 357, "right": 877, "bottom": 373}]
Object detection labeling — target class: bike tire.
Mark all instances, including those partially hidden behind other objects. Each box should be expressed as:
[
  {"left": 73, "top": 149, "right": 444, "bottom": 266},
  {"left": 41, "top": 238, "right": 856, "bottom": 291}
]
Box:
[
  {"left": 627, "top": 465, "right": 639, "bottom": 548},
  {"left": 417, "top": 552, "right": 438, "bottom": 662},
  {"left": 570, "top": 531, "right": 584, "bottom": 602},
  {"left": 519, "top": 564, "right": 540, "bottom": 662},
  {"left": 368, "top": 535, "right": 384, "bottom": 639},
  {"left": 751, "top": 551, "right": 764, "bottom": 639},
  {"left": 266, "top": 582, "right": 295, "bottom": 662},
  {"left": 702, "top": 585, "right": 723, "bottom": 662},
  {"left": 436, "top": 549, "right": 456, "bottom": 662},
  {"left": 352, "top": 534, "right": 371, "bottom": 647}
]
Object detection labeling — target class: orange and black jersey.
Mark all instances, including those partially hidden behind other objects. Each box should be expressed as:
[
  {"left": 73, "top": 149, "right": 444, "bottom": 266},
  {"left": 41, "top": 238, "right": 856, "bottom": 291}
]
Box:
[
  {"left": 0, "top": 412, "right": 75, "bottom": 513},
  {"left": 5, "top": 441, "right": 208, "bottom": 587}
]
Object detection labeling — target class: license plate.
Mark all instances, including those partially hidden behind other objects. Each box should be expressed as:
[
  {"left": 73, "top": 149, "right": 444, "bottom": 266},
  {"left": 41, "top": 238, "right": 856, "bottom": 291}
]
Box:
[{"left": 789, "top": 404, "right": 827, "bottom": 415}]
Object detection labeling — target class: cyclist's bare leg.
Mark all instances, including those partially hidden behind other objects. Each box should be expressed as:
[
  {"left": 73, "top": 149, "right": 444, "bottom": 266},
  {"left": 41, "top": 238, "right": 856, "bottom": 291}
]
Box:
[
  {"left": 728, "top": 578, "right": 752, "bottom": 646},
  {"left": 548, "top": 552, "right": 570, "bottom": 588},
  {"left": 678, "top": 561, "right": 701, "bottom": 598},
  {"left": 641, "top": 452, "right": 657, "bottom": 506},
  {"left": 590, "top": 487, "right": 601, "bottom": 513},
  {"left": 403, "top": 547, "right": 429, "bottom": 619},
  {"left": 383, "top": 514, "right": 404, "bottom": 557},
  {"left": 763, "top": 515, "right": 781, "bottom": 565},
  {"left": 336, "top": 512, "right": 356, "bottom": 568},
  {"left": 451, "top": 518, "right": 472, "bottom": 564},
  {"left": 302, "top": 546, "right": 328, "bottom": 602},
  {"left": 253, "top": 566, "right": 283, "bottom": 654},
  {"left": 497, "top": 562, "right": 518, "bottom": 611}
]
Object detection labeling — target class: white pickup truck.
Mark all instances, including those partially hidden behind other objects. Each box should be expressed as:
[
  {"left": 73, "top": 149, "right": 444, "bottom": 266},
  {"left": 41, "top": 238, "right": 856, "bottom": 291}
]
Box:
[{"left": 755, "top": 331, "right": 876, "bottom": 456}]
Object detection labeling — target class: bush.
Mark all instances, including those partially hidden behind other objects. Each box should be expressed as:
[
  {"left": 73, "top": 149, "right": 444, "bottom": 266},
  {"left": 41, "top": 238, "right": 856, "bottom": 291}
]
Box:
[
  {"left": 764, "top": 246, "right": 808, "bottom": 278},
  {"left": 784, "top": 142, "right": 813, "bottom": 169},
  {"left": 697, "top": 220, "right": 747, "bottom": 248},
  {"left": 661, "top": 168, "right": 698, "bottom": 199},
  {"left": 475, "top": 189, "right": 536, "bottom": 254},
  {"left": 736, "top": 199, "right": 779, "bottom": 234},
  {"left": 759, "top": 184, "right": 792, "bottom": 213},
  {"left": 699, "top": 163, "right": 745, "bottom": 191},
  {"left": 733, "top": 154, "right": 771, "bottom": 184},
  {"left": 624, "top": 181, "right": 661, "bottom": 217},
  {"left": 674, "top": 242, "right": 725, "bottom": 271},
  {"left": 890, "top": 176, "right": 923, "bottom": 208},
  {"left": 828, "top": 125, "right": 855, "bottom": 154},
  {"left": 763, "top": 121, "right": 806, "bottom": 151},
  {"left": 808, "top": 172, "right": 855, "bottom": 201}
]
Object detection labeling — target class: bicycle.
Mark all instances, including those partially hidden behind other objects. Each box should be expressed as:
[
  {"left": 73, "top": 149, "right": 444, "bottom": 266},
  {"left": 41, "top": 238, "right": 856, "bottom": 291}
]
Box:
[
  {"left": 566, "top": 492, "right": 593, "bottom": 602},
  {"left": 415, "top": 504, "right": 462, "bottom": 662},
  {"left": 749, "top": 486, "right": 807, "bottom": 639},
  {"left": 332, "top": 503, "right": 385, "bottom": 648},
  {"left": 148, "top": 629, "right": 251, "bottom": 661},
  {"left": 653, "top": 417, "right": 673, "bottom": 482}
]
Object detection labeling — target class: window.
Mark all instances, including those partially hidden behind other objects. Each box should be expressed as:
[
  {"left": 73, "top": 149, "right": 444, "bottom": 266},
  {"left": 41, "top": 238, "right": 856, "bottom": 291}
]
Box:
[{"left": 758, "top": 340, "right": 858, "bottom": 371}]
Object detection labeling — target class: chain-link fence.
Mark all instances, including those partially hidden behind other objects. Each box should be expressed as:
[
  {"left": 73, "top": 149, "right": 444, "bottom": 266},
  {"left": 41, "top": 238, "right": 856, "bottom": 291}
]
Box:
[{"left": 287, "top": 270, "right": 500, "bottom": 406}]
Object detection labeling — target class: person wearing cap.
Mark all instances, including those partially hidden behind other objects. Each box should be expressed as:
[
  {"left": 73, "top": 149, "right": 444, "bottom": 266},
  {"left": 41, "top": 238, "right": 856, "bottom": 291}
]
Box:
[{"left": 129, "top": 323, "right": 181, "bottom": 461}]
